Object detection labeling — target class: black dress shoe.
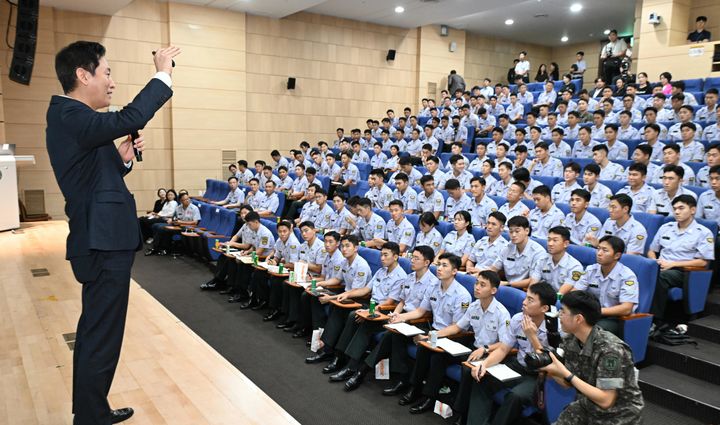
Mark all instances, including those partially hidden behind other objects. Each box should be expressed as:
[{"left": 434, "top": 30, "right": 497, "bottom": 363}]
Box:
[
  {"left": 329, "top": 367, "right": 356, "bottom": 382},
  {"left": 399, "top": 386, "right": 422, "bottom": 405},
  {"left": 306, "top": 340, "right": 311, "bottom": 347},
  {"left": 451, "top": 414, "right": 464, "bottom": 425},
  {"left": 144, "top": 249, "right": 155, "bottom": 256},
  {"left": 276, "top": 321, "right": 294, "bottom": 329},
  {"left": 383, "top": 381, "right": 409, "bottom": 396},
  {"left": 292, "top": 328, "right": 310, "bottom": 339},
  {"left": 219, "top": 288, "right": 233, "bottom": 295},
  {"left": 263, "top": 310, "right": 282, "bottom": 321},
  {"left": 158, "top": 249, "right": 168, "bottom": 256},
  {"left": 283, "top": 324, "right": 300, "bottom": 333},
  {"left": 111, "top": 407, "right": 134, "bottom": 424},
  {"left": 344, "top": 368, "right": 367, "bottom": 392},
  {"left": 239, "top": 299, "right": 256, "bottom": 309},
  {"left": 251, "top": 300, "right": 268, "bottom": 310},
  {"left": 409, "top": 396, "right": 434, "bottom": 414},
  {"left": 228, "top": 294, "right": 245, "bottom": 303},
  {"left": 322, "top": 356, "right": 344, "bottom": 374},
  {"left": 305, "top": 351, "right": 333, "bottom": 364},
  {"left": 200, "top": 279, "right": 217, "bottom": 290}
]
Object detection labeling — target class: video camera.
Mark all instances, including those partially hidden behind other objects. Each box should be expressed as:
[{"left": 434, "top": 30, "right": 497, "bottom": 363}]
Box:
[{"left": 524, "top": 307, "right": 564, "bottom": 370}]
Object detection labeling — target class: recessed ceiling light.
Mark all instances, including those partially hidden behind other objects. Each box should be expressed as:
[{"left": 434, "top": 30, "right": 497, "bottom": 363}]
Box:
[
  {"left": 570, "top": 3, "right": 582, "bottom": 13},
  {"left": 603, "top": 29, "right": 611, "bottom": 35},
  {"left": 561, "top": 36, "right": 569, "bottom": 42},
  {"left": 505, "top": 19, "right": 514, "bottom": 25},
  {"left": 394, "top": 6, "right": 404, "bottom": 13}
]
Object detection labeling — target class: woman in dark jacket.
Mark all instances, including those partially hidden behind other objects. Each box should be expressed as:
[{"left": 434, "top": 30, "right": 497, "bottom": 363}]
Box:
[{"left": 535, "top": 64, "right": 548, "bottom": 82}]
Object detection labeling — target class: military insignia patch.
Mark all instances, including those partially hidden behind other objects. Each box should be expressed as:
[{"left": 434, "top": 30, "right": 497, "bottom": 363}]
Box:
[
  {"left": 376, "top": 225, "right": 383, "bottom": 230},
  {"left": 505, "top": 319, "right": 511, "bottom": 327},
  {"left": 261, "top": 237, "right": 269, "bottom": 244},
  {"left": 461, "top": 302, "right": 470, "bottom": 310},
  {"left": 358, "top": 272, "right": 365, "bottom": 277},
  {"left": 603, "top": 356, "right": 619, "bottom": 371},
  {"left": 404, "top": 231, "right": 412, "bottom": 236},
  {"left": 434, "top": 242, "right": 440, "bottom": 247},
  {"left": 606, "top": 194, "right": 612, "bottom": 199},
  {"left": 572, "top": 271, "right": 582, "bottom": 281},
  {"left": 590, "top": 226, "right": 599, "bottom": 231},
  {"left": 636, "top": 235, "right": 644, "bottom": 240},
  {"left": 334, "top": 265, "right": 341, "bottom": 271},
  {"left": 708, "top": 238, "right": 714, "bottom": 243},
  {"left": 624, "top": 280, "right": 635, "bottom": 286}
]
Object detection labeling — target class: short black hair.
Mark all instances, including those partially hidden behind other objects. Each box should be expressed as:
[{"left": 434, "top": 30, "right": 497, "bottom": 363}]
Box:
[
  {"left": 488, "top": 211, "right": 507, "bottom": 225},
  {"left": 528, "top": 281, "right": 556, "bottom": 308},
  {"left": 55, "top": 41, "right": 106, "bottom": 94},
  {"left": 599, "top": 235, "right": 625, "bottom": 254},
  {"left": 414, "top": 245, "right": 435, "bottom": 262},
  {"left": 324, "top": 230, "right": 341, "bottom": 242},
  {"left": 571, "top": 188, "right": 591, "bottom": 202},
  {"left": 245, "top": 211, "right": 260, "bottom": 222},
  {"left": 342, "top": 234, "right": 360, "bottom": 247},
  {"left": 561, "top": 291, "right": 602, "bottom": 326},
  {"left": 628, "top": 162, "right": 647, "bottom": 176},
  {"left": 478, "top": 270, "right": 501, "bottom": 288},
  {"left": 438, "top": 253, "right": 461, "bottom": 270},
  {"left": 382, "top": 241, "right": 401, "bottom": 256},
  {"left": 610, "top": 193, "right": 633, "bottom": 211},
  {"left": 548, "top": 226, "right": 570, "bottom": 241},
  {"left": 672, "top": 194, "right": 697, "bottom": 208}
]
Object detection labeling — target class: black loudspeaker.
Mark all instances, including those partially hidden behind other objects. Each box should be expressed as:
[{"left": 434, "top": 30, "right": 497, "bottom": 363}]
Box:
[
  {"left": 9, "top": 0, "right": 39, "bottom": 85},
  {"left": 386, "top": 49, "right": 396, "bottom": 61},
  {"left": 287, "top": 77, "right": 296, "bottom": 90}
]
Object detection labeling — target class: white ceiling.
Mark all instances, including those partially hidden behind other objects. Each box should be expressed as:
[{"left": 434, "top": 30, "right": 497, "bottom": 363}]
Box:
[{"left": 40, "top": 0, "right": 637, "bottom": 46}]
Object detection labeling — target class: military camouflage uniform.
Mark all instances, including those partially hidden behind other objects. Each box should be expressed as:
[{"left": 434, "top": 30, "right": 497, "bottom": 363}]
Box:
[{"left": 555, "top": 326, "right": 643, "bottom": 425}]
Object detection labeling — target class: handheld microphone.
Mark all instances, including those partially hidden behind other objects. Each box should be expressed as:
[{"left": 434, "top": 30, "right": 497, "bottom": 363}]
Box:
[
  {"left": 131, "top": 131, "right": 142, "bottom": 162},
  {"left": 152, "top": 51, "right": 175, "bottom": 67}
]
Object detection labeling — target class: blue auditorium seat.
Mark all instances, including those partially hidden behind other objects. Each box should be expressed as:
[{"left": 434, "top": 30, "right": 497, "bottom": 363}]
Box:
[
  {"left": 355, "top": 163, "right": 371, "bottom": 181},
  {"left": 587, "top": 207, "right": 610, "bottom": 224},
  {"left": 533, "top": 176, "right": 559, "bottom": 188},
  {"left": 682, "top": 78, "right": 703, "bottom": 92},
  {"left": 437, "top": 221, "right": 454, "bottom": 237},
  {"left": 555, "top": 202, "right": 571, "bottom": 215},
  {"left": 398, "top": 257, "right": 412, "bottom": 274},
  {"left": 260, "top": 219, "right": 279, "bottom": 240},
  {"left": 685, "top": 161, "right": 706, "bottom": 178},
  {"left": 373, "top": 208, "right": 391, "bottom": 223},
  {"left": 521, "top": 199, "right": 536, "bottom": 210},
  {"left": 456, "top": 272, "right": 477, "bottom": 299},
  {"left": 633, "top": 212, "right": 665, "bottom": 254},
  {"left": 471, "top": 227, "right": 486, "bottom": 241},
  {"left": 618, "top": 254, "right": 658, "bottom": 363},
  {"left": 704, "top": 77, "right": 720, "bottom": 91},
  {"left": 315, "top": 175, "right": 330, "bottom": 192},
  {"left": 406, "top": 214, "right": 420, "bottom": 233},
  {"left": 349, "top": 180, "right": 370, "bottom": 197},
  {"left": 488, "top": 195, "right": 507, "bottom": 207},
  {"left": 359, "top": 247, "right": 382, "bottom": 274},
  {"left": 599, "top": 179, "right": 625, "bottom": 194},
  {"left": 567, "top": 244, "right": 597, "bottom": 267}
]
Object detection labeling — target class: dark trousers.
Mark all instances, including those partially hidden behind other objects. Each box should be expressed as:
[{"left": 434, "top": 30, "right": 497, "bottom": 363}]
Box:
[
  {"left": 597, "top": 317, "right": 621, "bottom": 337},
  {"left": 138, "top": 216, "right": 166, "bottom": 240},
  {"left": 268, "top": 276, "right": 286, "bottom": 309},
  {"left": 151, "top": 223, "right": 179, "bottom": 251},
  {"left": 341, "top": 313, "right": 385, "bottom": 368},
  {"left": 651, "top": 268, "right": 685, "bottom": 322},
  {"left": 285, "top": 199, "right": 307, "bottom": 219},
  {"left": 213, "top": 254, "right": 232, "bottom": 283},
  {"left": 71, "top": 251, "right": 134, "bottom": 425},
  {"left": 281, "top": 283, "right": 304, "bottom": 322},
  {"left": 250, "top": 269, "right": 270, "bottom": 303},
  {"left": 466, "top": 357, "right": 537, "bottom": 425},
  {"left": 230, "top": 261, "right": 253, "bottom": 297},
  {"left": 320, "top": 306, "right": 355, "bottom": 353},
  {"left": 410, "top": 338, "right": 472, "bottom": 398},
  {"left": 364, "top": 325, "right": 431, "bottom": 379},
  {"left": 453, "top": 367, "right": 475, "bottom": 418}
]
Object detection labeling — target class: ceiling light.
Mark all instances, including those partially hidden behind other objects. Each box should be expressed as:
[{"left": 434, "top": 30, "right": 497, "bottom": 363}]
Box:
[
  {"left": 561, "top": 36, "right": 569, "bottom": 42},
  {"left": 603, "top": 29, "right": 611, "bottom": 35},
  {"left": 505, "top": 19, "right": 514, "bottom": 25},
  {"left": 570, "top": 3, "right": 582, "bottom": 13},
  {"left": 394, "top": 6, "right": 404, "bottom": 13}
]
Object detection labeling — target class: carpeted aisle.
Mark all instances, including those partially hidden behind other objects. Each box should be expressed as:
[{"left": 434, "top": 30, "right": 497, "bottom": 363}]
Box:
[{"left": 131, "top": 253, "right": 703, "bottom": 425}]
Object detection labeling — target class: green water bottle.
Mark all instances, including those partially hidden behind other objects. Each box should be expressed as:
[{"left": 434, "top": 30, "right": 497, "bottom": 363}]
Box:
[
  {"left": 311, "top": 278, "right": 317, "bottom": 291},
  {"left": 252, "top": 251, "right": 258, "bottom": 265},
  {"left": 278, "top": 263, "right": 284, "bottom": 273},
  {"left": 369, "top": 300, "right": 376, "bottom": 316}
]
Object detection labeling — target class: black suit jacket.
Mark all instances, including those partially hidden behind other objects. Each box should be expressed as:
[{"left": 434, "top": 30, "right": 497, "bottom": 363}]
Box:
[{"left": 46, "top": 78, "right": 173, "bottom": 261}]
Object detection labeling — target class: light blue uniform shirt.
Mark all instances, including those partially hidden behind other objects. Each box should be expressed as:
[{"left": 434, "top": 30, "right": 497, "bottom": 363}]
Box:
[
  {"left": 419, "top": 280, "right": 472, "bottom": 330},
  {"left": 399, "top": 271, "right": 440, "bottom": 312},
  {"left": 456, "top": 298, "right": 512, "bottom": 348},
  {"left": 574, "top": 262, "right": 639, "bottom": 310},
  {"left": 502, "top": 313, "right": 549, "bottom": 367},
  {"left": 341, "top": 255, "right": 373, "bottom": 291},
  {"left": 649, "top": 220, "right": 715, "bottom": 262},
  {"left": 368, "top": 265, "right": 407, "bottom": 303}
]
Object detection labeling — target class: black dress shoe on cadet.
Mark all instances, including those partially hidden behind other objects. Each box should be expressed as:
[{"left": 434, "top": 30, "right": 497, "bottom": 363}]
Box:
[
  {"left": 322, "top": 356, "right": 344, "bottom": 374},
  {"left": 383, "top": 381, "right": 409, "bottom": 396},
  {"left": 251, "top": 300, "right": 268, "bottom": 310},
  {"left": 144, "top": 249, "right": 155, "bottom": 256},
  {"left": 276, "top": 321, "right": 293, "bottom": 329},
  {"left": 409, "top": 396, "right": 434, "bottom": 414},
  {"left": 111, "top": 407, "right": 134, "bottom": 424},
  {"left": 292, "top": 328, "right": 310, "bottom": 339},
  {"left": 399, "top": 385, "right": 422, "bottom": 405},
  {"left": 239, "top": 299, "right": 255, "bottom": 309},
  {"left": 329, "top": 367, "right": 356, "bottom": 382},
  {"left": 344, "top": 368, "right": 368, "bottom": 392},
  {"left": 228, "top": 294, "right": 245, "bottom": 303},
  {"left": 219, "top": 288, "right": 233, "bottom": 295},
  {"left": 283, "top": 324, "right": 300, "bottom": 333},
  {"left": 305, "top": 351, "right": 333, "bottom": 364},
  {"left": 263, "top": 310, "right": 282, "bottom": 321},
  {"left": 200, "top": 279, "right": 217, "bottom": 290},
  {"left": 451, "top": 414, "right": 465, "bottom": 425}
]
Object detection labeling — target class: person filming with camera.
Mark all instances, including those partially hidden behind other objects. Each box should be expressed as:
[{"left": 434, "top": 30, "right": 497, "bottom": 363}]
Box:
[{"left": 539, "top": 291, "right": 644, "bottom": 424}]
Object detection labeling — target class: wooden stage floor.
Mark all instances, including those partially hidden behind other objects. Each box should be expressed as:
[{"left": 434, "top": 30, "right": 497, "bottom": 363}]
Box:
[{"left": 0, "top": 221, "right": 299, "bottom": 425}]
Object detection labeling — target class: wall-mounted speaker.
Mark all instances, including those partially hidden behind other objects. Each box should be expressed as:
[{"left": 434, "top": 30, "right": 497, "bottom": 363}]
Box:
[
  {"left": 287, "top": 77, "right": 296, "bottom": 90},
  {"left": 386, "top": 49, "right": 396, "bottom": 61},
  {"left": 9, "top": 0, "right": 39, "bottom": 86}
]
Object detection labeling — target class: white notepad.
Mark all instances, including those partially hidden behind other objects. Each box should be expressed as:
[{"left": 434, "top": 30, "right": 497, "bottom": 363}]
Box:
[
  {"left": 384, "top": 323, "right": 425, "bottom": 336},
  {"left": 468, "top": 362, "right": 522, "bottom": 382},
  {"left": 436, "top": 338, "right": 472, "bottom": 357}
]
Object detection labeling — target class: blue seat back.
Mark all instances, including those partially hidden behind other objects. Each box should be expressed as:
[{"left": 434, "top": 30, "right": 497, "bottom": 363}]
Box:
[
  {"left": 555, "top": 202, "right": 571, "bottom": 215},
  {"left": 456, "top": 273, "right": 477, "bottom": 300},
  {"left": 531, "top": 237, "right": 548, "bottom": 250},
  {"left": 260, "top": 219, "right": 279, "bottom": 240},
  {"left": 398, "top": 257, "right": 412, "bottom": 274},
  {"left": 588, "top": 207, "right": 610, "bottom": 224},
  {"left": 599, "top": 179, "right": 625, "bottom": 194},
  {"left": 359, "top": 247, "right": 382, "bottom": 274},
  {"left": 488, "top": 195, "right": 507, "bottom": 207},
  {"left": 355, "top": 163, "right": 372, "bottom": 181},
  {"left": 471, "top": 227, "right": 487, "bottom": 241},
  {"left": 406, "top": 214, "right": 420, "bottom": 233},
  {"left": 534, "top": 176, "right": 559, "bottom": 188},
  {"left": 567, "top": 244, "right": 597, "bottom": 267},
  {"left": 274, "top": 192, "right": 286, "bottom": 217},
  {"left": 316, "top": 175, "right": 330, "bottom": 192},
  {"left": 521, "top": 199, "right": 536, "bottom": 210},
  {"left": 618, "top": 254, "right": 658, "bottom": 314},
  {"left": 437, "top": 221, "right": 454, "bottom": 237},
  {"left": 349, "top": 180, "right": 370, "bottom": 198},
  {"left": 214, "top": 208, "right": 236, "bottom": 237},
  {"left": 373, "top": 208, "right": 391, "bottom": 223},
  {"left": 633, "top": 212, "right": 665, "bottom": 253},
  {"left": 496, "top": 286, "right": 526, "bottom": 316}
]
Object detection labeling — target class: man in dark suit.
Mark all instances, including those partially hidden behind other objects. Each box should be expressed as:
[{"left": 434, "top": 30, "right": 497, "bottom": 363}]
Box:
[{"left": 46, "top": 41, "right": 180, "bottom": 425}]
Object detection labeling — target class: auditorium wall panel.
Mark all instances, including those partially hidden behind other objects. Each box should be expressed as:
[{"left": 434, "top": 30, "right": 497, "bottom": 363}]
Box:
[
  {"left": 464, "top": 34, "right": 552, "bottom": 88},
  {"left": 244, "top": 12, "right": 419, "bottom": 163}
]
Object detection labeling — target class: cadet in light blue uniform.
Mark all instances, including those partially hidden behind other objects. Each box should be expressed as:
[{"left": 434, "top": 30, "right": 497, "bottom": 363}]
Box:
[
  {"left": 257, "top": 181, "right": 280, "bottom": 217},
  {"left": 444, "top": 179, "right": 473, "bottom": 219},
  {"left": 649, "top": 195, "right": 715, "bottom": 325},
  {"left": 573, "top": 235, "right": 639, "bottom": 335},
  {"left": 530, "top": 226, "right": 583, "bottom": 294},
  {"left": 588, "top": 193, "right": 647, "bottom": 255},
  {"left": 353, "top": 198, "right": 386, "bottom": 245},
  {"left": 528, "top": 185, "right": 566, "bottom": 239},
  {"left": 696, "top": 167, "right": 720, "bottom": 227},
  {"left": 366, "top": 169, "right": 394, "bottom": 210},
  {"left": 469, "top": 176, "right": 498, "bottom": 228},
  {"left": 490, "top": 215, "right": 546, "bottom": 289},
  {"left": 466, "top": 211, "right": 509, "bottom": 273},
  {"left": 417, "top": 175, "right": 445, "bottom": 217},
  {"left": 415, "top": 212, "right": 445, "bottom": 255},
  {"left": 392, "top": 173, "right": 418, "bottom": 212},
  {"left": 384, "top": 200, "right": 416, "bottom": 253},
  {"left": 438, "top": 211, "right": 475, "bottom": 266},
  {"left": 562, "top": 188, "right": 602, "bottom": 245}
]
